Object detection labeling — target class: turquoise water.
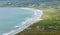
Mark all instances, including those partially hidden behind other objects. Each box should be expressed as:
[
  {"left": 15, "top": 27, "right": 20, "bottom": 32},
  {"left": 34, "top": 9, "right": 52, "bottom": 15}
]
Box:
[{"left": 0, "top": 8, "right": 34, "bottom": 35}]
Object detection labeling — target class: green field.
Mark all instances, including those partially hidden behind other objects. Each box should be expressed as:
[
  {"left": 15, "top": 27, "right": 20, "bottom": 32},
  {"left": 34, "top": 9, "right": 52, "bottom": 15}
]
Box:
[
  {"left": 15, "top": 8, "right": 60, "bottom": 35},
  {"left": 15, "top": 1, "right": 60, "bottom": 35}
]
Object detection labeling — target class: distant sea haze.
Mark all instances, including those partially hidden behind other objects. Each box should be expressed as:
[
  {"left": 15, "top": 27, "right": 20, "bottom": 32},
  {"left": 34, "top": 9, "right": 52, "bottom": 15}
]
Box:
[
  {"left": 0, "top": 8, "right": 34, "bottom": 35},
  {"left": 0, "top": 0, "right": 60, "bottom": 4}
]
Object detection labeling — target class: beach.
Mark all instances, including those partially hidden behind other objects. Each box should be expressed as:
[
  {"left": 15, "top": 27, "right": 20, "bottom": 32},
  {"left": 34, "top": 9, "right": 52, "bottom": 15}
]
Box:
[{"left": 2, "top": 8, "right": 43, "bottom": 35}]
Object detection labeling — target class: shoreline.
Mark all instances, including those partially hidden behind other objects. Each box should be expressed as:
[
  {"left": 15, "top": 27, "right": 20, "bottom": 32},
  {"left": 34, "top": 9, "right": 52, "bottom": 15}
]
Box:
[{"left": 2, "top": 8, "right": 43, "bottom": 35}]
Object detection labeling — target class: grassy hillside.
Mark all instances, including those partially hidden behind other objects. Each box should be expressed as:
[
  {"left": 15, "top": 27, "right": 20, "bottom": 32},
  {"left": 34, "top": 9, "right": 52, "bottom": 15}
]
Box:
[
  {"left": 15, "top": 1, "right": 60, "bottom": 35},
  {"left": 15, "top": 8, "right": 60, "bottom": 35}
]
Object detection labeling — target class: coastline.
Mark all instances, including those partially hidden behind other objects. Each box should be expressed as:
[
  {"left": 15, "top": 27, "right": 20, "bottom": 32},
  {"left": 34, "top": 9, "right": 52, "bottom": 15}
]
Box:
[{"left": 2, "top": 8, "right": 43, "bottom": 35}]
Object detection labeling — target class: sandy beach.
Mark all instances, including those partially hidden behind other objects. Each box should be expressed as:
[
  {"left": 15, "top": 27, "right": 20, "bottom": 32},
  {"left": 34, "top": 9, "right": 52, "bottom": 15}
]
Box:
[{"left": 2, "top": 8, "right": 43, "bottom": 35}]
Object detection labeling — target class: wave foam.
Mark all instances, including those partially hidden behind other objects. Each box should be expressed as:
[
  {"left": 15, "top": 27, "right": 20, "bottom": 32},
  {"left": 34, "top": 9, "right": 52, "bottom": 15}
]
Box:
[{"left": 2, "top": 8, "right": 43, "bottom": 35}]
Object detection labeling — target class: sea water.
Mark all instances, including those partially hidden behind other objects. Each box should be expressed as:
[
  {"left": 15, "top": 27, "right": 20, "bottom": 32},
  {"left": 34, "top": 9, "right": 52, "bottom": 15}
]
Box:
[{"left": 0, "top": 8, "right": 34, "bottom": 35}]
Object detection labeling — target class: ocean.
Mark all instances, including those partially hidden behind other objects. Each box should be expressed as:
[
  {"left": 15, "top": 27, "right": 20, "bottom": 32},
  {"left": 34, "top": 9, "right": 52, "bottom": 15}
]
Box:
[{"left": 0, "top": 8, "right": 34, "bottom": 35}]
